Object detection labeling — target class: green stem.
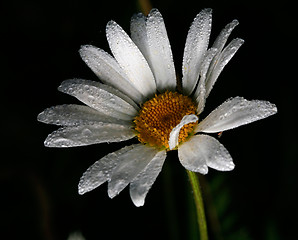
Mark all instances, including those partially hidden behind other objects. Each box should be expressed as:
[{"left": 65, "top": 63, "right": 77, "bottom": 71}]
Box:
[{"left": 187, "top": 170, "right": 208, "bottom": 240}]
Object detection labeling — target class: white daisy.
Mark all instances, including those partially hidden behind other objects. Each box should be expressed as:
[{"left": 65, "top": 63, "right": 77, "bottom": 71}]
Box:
[{"left": 38, "top": 8, "right": 277, "bottom": 207}]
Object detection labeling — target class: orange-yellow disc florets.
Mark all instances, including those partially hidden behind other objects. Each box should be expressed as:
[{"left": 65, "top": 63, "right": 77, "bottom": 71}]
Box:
[{"left": 134, "top": 91, "right": 198, "bottom": 150}]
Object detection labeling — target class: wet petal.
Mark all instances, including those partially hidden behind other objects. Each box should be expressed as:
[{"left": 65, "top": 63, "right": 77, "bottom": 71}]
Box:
[
  {"left": 37, "top": 104, "right": 130, "bottom": 126},
  {"left": 205, "top": 38, "right": 244, "bottom": 97},
  {"left": 182, "top": 8, "right": 212, "bottom": 95},
  {"left": 108, "top": 144, "right": 160, "bottom": 199},
  {"left": 130, "top": 150, "right": 166, "bottom": 207},
  {"left": 44, "top": 123, "right": 135, "bottom": 147},
  {"left": 178, "top": 135, "right": 208, "bottom": 174},
  {"left": 78, "top": 145, "right": 137, "bottom": 195},
  {"left": 196, "top": 97, "right": 277, "bottom": 133},
  {"left": 168, "top": 114, "right": 198, "bottom": 150},
  {"left": 106, "top": 20, "right": 156, "bottom": 98},
  {"left": 179, "top": 134, "right": 234, "bottom": 173},
  {"left": 146, "top": 9, "right": 176, "bottom": 91},
  {"left": 131, "top": 10, "right": 176, "bottom": 92},
  {"left": 79, "top": 45, "right": 144, "bottom": 103},
  {"left": 212, "top": 19, "right": 239, "bottom": 54},
  {"left": 58, "top": 79, "right": 138, "bottom": 121},
  {"left": 204, "top": 20, "right": 240, "bottom": 99},
  {"left": 130, "top": 13, "right": 151, "bottom": 64},
  {"left": 204, "top": 136, "right": 234, "bottom": 172},
  {"left": 193, "top": 48, "right": 218, "bottom": 114}
]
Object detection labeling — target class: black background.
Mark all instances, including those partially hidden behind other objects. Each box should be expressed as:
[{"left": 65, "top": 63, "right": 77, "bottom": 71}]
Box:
[{"left": 1, "top": 0, "right": 296, "bottom": 239}]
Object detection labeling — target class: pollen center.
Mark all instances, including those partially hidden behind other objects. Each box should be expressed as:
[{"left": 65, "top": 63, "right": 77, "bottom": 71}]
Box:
[{"left": 134, "top": 91, "right": 197, "bottom": 150}]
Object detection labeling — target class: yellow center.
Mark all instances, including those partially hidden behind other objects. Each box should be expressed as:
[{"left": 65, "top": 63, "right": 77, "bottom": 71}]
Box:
[{"left": 134, "top": 91, "right": 198, "bottom": 150}]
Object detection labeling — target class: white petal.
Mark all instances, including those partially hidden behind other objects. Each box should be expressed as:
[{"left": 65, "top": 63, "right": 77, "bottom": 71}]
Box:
[
  {"left": 178, "top": 135, "right": 208, "bottom": 174},
  {"left": 78, "top": 145, "right": 137, "bottom": 195},
  {"left": 182, "top": 8, "right": 212, "bottom": 95},
  {"left": 204, "top": 20, "right": 239, "bottom": 95},
  {"left": 179, "top": 134, "right": 234, "bottom": 173},
  {"left": 37, "top": 104, "right": 130, "bottom": 126},
  {"left": 108, "top": 144, "right": 160, "bottom": 198},
  {"left": 196, "top": 97, "right": 277, "bottom": 133},
  {"left": 204, "top": 20, "right": 240, "bottom": 98},
  {"left": 79, "top": 45, "right": 144, "bottom": 103},
  {"left": 145, "top": 9, "right": 176, "bottom": 92},
  {"left": 204, "top": 137, "right": 234, "bottom": 172},
  {"left": 212, "top": 19, "right": 239, "bottom": 54},
  {"left": 193, "top": 48, "right": 218, "bottom": 114},
  {"left": 58, "top": 79, "right": 138, "bottom": 121},
  {"left": 205, "top": 38, "right": 244, "bottom": 97},
  {"left": 168, "top": 114, "right": 198, "bottom": 150},
  {"left": 106, "top": 20, "right": 156, "bottom": 97},
  {"left": 130, "top": 150, "right": 166, "bottom": 207},
  {"left": 44, "top": 123, "right": 135, "bottom": 147},
  {"left": 130, "top": 13, "right": 151, "bottom": 62}
]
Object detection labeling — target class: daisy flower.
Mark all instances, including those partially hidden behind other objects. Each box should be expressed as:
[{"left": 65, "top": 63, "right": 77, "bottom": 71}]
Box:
[{"left": 38, "top": 8, "right": 277, "bottom": 207}]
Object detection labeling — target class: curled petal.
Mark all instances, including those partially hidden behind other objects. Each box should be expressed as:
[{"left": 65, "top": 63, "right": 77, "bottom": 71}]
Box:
[
  {"left": 168, "top": 114, "right": 198, "bottom": 150},
  {"left": 196, "top": 97, "right": 277, "bottom": 133}
]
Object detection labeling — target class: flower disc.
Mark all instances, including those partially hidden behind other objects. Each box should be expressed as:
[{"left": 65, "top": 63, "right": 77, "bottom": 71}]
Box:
[{"left": 134, "top": 91, "right": 198, "bottom": 149}]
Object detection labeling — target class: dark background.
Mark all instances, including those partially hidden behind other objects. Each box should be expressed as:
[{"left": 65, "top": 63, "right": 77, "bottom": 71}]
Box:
[{"left": 1, "top": 0, "right": 296, "bottom": 239}]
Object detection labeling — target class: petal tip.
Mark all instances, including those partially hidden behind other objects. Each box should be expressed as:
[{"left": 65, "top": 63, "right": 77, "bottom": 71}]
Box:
[
  {"left": 107, "top": 188, "right": 117, "bottom": 199},
  {"left": 225, "top": 161, "right": 235, "bottom": 171},
  {"left": 200, "top": 8, "right": 212, "bottom": 15},
  {"left": 79, "top": 45, "right": 93, "bottom": 57},
  {"left": 37, "top": 111, "right": 45, "bottom": 122},
  {"left": 106, "top": 20, "right": 117, "bottom": 27},
  {"left": 271, "top": 103, "right": 278, "bottom": 114},
  {"left": 44, "top": 138, "right": 53, "bottom": 147},
  {"left": 78, "top": 187, "right": 86, "bottom": 195},
  {"left": 229, "top": 162, "right": 235, "bottom": 170},
  {"left": 231, "top": 19, "right": 239, "bottom": 26},
  {"left": 132, "top": 198, "right": 144, "bottom": 207},
  {"left": 235, "top": 38, "right": 245, "bottom": 45},
  {"left": 106, "top": 20, "right": 119, "bottom": 35},
  {"left": 199, "top": 166, "right": 209, "bottom": 175},
  {"left": 78, "top": 177, "right": 89, "bottom": 195}
]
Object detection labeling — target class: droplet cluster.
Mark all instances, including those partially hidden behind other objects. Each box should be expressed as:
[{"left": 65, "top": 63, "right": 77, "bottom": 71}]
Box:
[{"left": 134, "top": 91, "right": 198, "bottom": 149}]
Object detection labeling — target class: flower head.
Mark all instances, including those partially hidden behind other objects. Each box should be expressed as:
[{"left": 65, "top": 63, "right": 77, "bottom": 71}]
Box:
[{"left": 38, "top": 8, "right": 277, "bottom": 206}]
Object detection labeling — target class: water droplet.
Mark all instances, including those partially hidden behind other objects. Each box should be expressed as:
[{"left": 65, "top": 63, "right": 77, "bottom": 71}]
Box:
[{"left": 82, "top": 128, "right": 92, "bottom": 137}]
